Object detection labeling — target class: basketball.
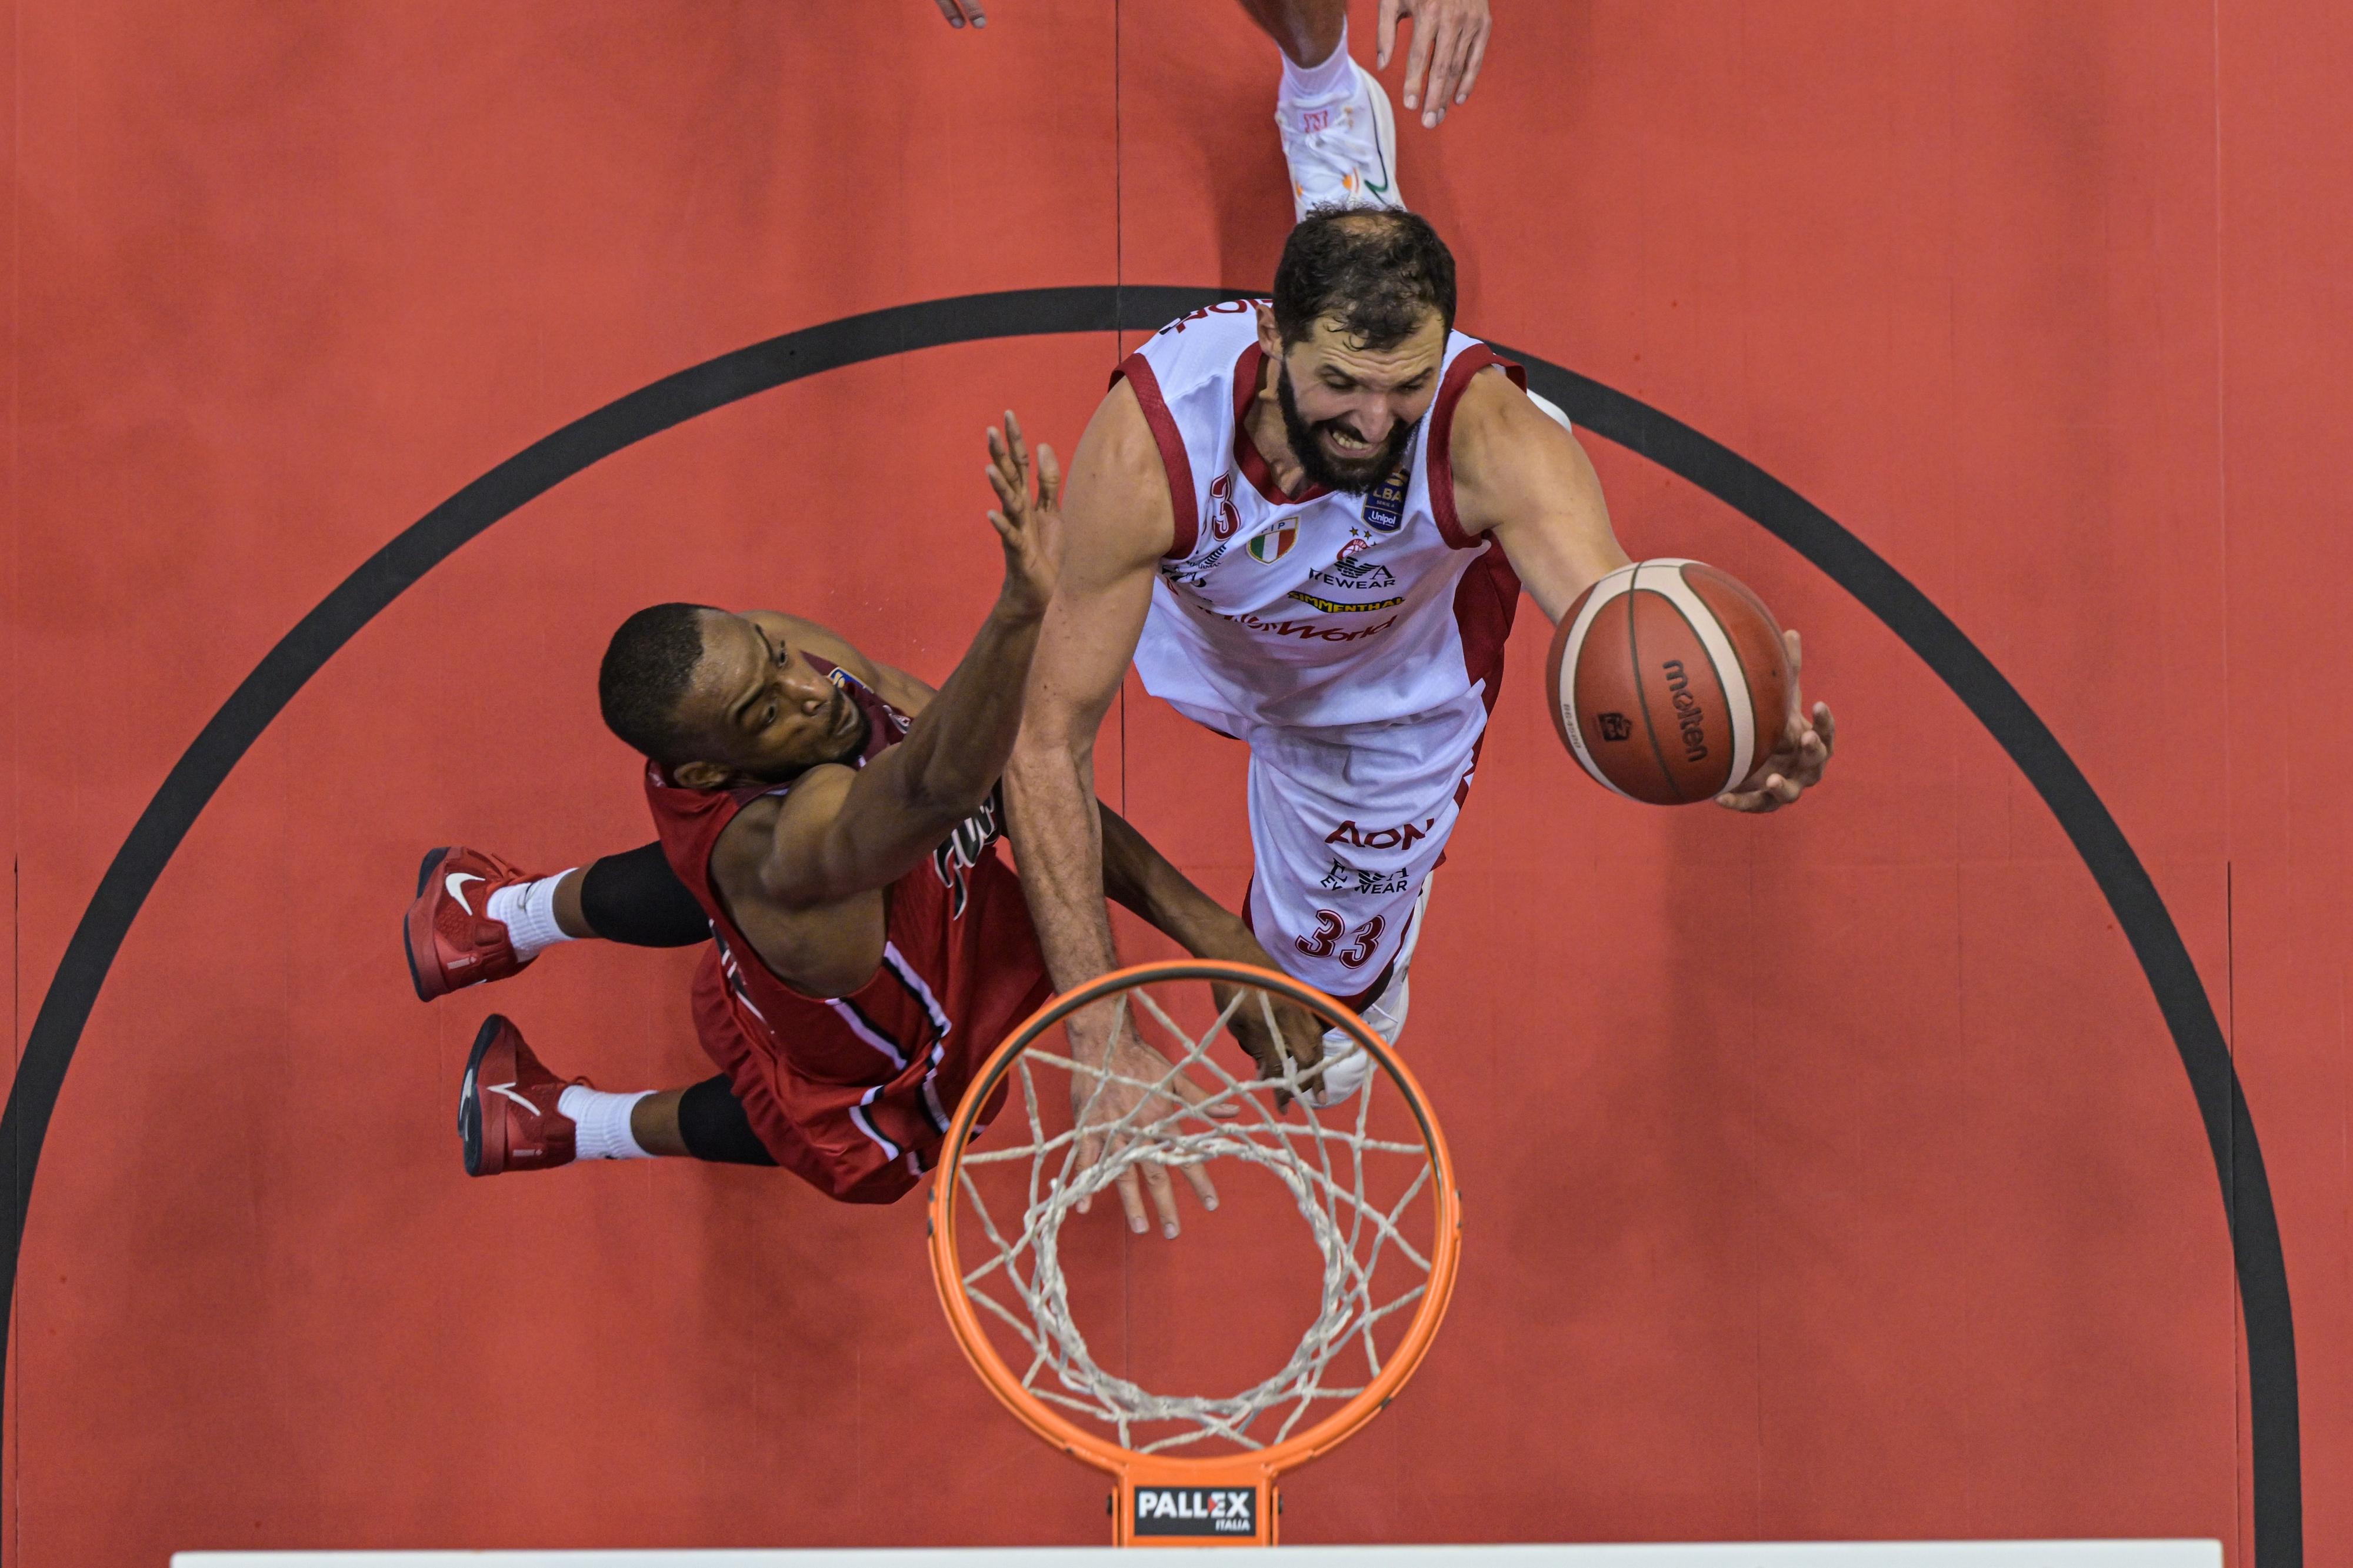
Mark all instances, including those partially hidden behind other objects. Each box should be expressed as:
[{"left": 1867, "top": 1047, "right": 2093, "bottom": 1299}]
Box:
[{"left": 1546, "top": 559, "right": 1794, "bottom": 805}]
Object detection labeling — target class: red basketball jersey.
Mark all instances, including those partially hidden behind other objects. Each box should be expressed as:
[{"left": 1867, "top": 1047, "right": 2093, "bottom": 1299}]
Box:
[{"left": 644, "top": 655, "right": 1049, "bottom": 1203}]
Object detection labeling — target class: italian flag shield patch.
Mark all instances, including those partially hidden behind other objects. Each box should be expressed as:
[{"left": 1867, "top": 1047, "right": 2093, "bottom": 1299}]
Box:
[{"left": 1247, "top": 525, "right": 1298, "bottom": 562}]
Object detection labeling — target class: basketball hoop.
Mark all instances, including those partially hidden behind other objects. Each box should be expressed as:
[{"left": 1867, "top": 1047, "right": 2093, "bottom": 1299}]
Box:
[{"left": 926, "top": 960, "right": 1462, "bottom": 1546}]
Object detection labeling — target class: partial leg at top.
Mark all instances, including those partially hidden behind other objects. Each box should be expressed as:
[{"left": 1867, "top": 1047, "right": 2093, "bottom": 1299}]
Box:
[{"left": 1233, "top": 0, "right": 1349, "bottom": 67}]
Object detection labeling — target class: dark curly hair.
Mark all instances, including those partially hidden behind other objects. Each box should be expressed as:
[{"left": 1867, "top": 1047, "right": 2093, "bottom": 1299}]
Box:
[
  {"left": 1271, "top": 206, "right": 1457, "bottom": 351},
  {"left": 598, "top": 602, "right": 720, "bottom": 765}
]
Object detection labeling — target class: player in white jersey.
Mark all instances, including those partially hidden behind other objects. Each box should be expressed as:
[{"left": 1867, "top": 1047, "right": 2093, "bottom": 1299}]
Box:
[{"left": 1005, "top": 209, "right": 1836, "bottom": 1237}]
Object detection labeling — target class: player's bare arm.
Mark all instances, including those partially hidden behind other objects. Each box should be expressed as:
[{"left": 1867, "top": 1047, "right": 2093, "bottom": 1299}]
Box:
[
  {"left": 711, "top": 413, "right": 1061, "bottom": 993},
  {"left": 773, "top": 566, "right": 1315, "bottom": 1065},
  {"left": 770, "top": 581, "right": 1325, "bottom": 1079},
  {"left": 1001, "top": 382, "right": 1265, "bottom": 1235},
  {"left": 1448, "top": 368, "right": 1836, "bottom": 810},
  {"left": 1003, "top": 380, "right": 1167, "bottom": 998}
]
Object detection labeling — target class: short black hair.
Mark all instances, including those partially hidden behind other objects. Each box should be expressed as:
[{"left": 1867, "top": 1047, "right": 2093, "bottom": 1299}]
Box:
[
  {"left": 1271, "top": 206, "right": 1457, "bottom": 351},
  {"left": 599, "top": 602, "right": 720, "bottom": 766}
]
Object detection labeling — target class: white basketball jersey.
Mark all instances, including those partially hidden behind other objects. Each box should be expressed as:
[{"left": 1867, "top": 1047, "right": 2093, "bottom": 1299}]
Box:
[{"left": 1116, "top": 302, "right": 1529, "bottom": 730}]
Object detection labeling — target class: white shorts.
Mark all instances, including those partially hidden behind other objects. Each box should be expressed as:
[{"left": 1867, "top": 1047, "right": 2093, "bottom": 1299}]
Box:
[{"left": 1162, "top": 686, "right": 1489, "bottom": 1005}]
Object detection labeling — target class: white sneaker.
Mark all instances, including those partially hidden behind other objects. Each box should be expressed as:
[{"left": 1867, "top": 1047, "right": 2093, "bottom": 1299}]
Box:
[{"left": 1277, "top": 59, "right": 1405, "bottom": 224}]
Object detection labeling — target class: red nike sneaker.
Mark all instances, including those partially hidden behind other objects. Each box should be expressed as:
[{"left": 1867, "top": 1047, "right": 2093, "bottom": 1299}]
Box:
[
  {"left": 459, "top": 1015, "right": 582, "bottom": 1177},
  {"left": 404, "top": 846, "right": 539, "bottom": 1002}
]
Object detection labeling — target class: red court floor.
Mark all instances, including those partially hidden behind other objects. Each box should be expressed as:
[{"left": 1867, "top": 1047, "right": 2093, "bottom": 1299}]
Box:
[{"left": 3, "top": 2, "right": 2348, "bottom": 1563}]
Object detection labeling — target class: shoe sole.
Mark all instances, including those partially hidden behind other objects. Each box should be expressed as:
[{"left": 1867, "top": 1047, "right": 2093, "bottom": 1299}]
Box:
[
  {"left": 459, "top": 1013, "right": 508, "bottom": 1177},
  {"left": 1355, "top": 59, "right": 1404, "bottom": 210},
  {"left": 404, "top": 847, "right": 451, "bottom": 1003}
]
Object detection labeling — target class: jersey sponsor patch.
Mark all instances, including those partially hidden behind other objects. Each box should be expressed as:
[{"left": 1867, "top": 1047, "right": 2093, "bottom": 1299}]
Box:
[
  {"left": 1362, "top": 468, "right": 1408, "bottom": 532},
  {"left": 1285, "top": 589, "right": 1405, "bottom": 613},
  {"left": 1317, "top": 856, "right": 1414, "bottom": 896},
  {"left": 1307, "top": 559, "right": 1399, "bottom": 590},
  {"left": 1218, "top": 609, "right": 1398, "bottom": 642}
]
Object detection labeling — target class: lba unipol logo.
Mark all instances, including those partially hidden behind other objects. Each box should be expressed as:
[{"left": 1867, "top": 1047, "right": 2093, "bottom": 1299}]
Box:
[{"left": 1362, "top": 468, "right": 1407, "bottom": 532}]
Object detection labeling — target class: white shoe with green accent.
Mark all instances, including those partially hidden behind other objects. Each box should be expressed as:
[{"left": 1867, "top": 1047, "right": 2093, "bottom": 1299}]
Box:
[{"left": 1278, "top": 59, "right": 1405, "bottom": 225}]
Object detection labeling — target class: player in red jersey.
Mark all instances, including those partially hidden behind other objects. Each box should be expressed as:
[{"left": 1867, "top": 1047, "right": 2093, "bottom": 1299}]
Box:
[{"left": 410, "top": 415, "right": 1315, "bottom": 1225}]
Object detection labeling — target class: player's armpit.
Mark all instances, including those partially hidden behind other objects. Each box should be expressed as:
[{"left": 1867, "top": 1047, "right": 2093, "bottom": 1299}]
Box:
[{"left": 1447, "top": 369, "right": 1633, "bottom": 624}]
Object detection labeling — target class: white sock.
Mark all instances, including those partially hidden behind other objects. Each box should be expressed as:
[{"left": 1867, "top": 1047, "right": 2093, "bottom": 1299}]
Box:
[
  {"left": 486, "top": 871, "right": 578, "bottom": 961},
  {"left": 559, "top": 1086, "right": 655, "bottom": 1161},
  {"left": 1279, "top": 20, "right": 1354, "bottom": 102}
]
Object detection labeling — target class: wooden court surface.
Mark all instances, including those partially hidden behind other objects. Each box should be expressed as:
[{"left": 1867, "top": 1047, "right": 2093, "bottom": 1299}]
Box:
[{"left": 3, "top": 2, "right": 2349, "bottom": 1562}]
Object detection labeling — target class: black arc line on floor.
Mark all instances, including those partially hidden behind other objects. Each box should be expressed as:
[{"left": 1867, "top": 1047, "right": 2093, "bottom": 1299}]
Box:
[{"left": 0, "top": 285, "right": 2298, "bottom": 1564}]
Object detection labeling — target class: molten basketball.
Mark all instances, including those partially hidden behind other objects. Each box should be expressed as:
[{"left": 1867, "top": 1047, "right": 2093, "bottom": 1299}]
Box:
[{"left": 1546, "top": 559, "right": 1794, "bottom": 805}]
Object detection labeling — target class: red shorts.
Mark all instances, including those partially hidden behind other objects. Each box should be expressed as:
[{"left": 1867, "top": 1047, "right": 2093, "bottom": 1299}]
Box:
[{"left": 689, "top": 951, "right": 1024, "bottom": 1205}]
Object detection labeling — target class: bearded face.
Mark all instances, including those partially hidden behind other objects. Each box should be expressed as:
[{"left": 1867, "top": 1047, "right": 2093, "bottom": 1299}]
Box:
[{"left": 1274, "top": 358, "right": 1422, "bottom": 495}]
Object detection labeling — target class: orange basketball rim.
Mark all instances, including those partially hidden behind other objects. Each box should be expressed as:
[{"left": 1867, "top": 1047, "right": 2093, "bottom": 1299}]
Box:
[{"left": 926, "top": 959, "right": 1464, "bottom": 1547}]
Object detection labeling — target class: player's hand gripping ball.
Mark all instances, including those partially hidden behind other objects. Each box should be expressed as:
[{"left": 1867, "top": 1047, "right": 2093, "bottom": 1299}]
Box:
[{"left": 1547, "top": 559, "right": 1796, "bottom": 806}]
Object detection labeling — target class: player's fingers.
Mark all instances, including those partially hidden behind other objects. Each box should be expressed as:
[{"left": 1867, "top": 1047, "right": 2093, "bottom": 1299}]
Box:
[
  {"left": 1439, "top": 25, "right": 1480, "bottom": 121},
  {"left": 1181, "top": 1158, "right": 1219, "bottom": 1212},
  {"left": 1074, "top": 1129, "right": 1103, "bottom": 1212},
  {"left": 1788, "top": 736, "right": 1826, "bottom": 787},
  {"left": 985, "top": 463, "right": 1019, "bottom": 512},
  {"left": 1402, "top": 13, "right": 1436, "bottom": 109},
  {"left": 986, "top": 431, "right": 1018, "bottom": 495},
  {"left": 1036, "top": 442, "right": 1064, "bottom": 508},
  {"left": 1002, "top": 409, "right": 1031, "bottom": 476},
  {"left": 1116, "top": 1167, "right": 1149, "bottom": 1235},
  {"left": 1142, "top": 1159, "right": 1182, "bottom": 1239},
  {"left": 935, "top": 0, "right": 965, "bottom": 26},
  {"left": 1376, "top": 0, "right": 1402, "bottom": 68},
  {"left": 1784, "top": 627, "right": 1804, "bottom": 676},
  {"left": 964, "top": 0, "right": 985, "bottom": 24},
  {"left": 1421, "top": 18, "right": 1465, "bottom": 122},
  {"left": 1454, "top": 23, "right": 1489, "bottom": 103}
]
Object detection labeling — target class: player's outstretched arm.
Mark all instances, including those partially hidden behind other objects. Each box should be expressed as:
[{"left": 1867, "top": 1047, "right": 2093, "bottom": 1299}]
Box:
[
  {"left": 1002, "top": 381, "right": 1168, "bottom": 993},
  {"left": 757, "top": 413, "right": 1059, "bottom": 908},
  {"left": 1450, "top": 370, "right": 1835, "bottom": 810},
  {"left": 1447, "top": 368, "right": 1631, "bottom": 622},
  {"left": 1006, "top": 382, "right": 1236, "bottom": 1238}
]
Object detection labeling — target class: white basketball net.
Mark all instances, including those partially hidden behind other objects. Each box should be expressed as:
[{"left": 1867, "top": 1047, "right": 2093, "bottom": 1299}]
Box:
[{"left": 948, "top": 978, "right": 1442, "bottom": 1456}]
